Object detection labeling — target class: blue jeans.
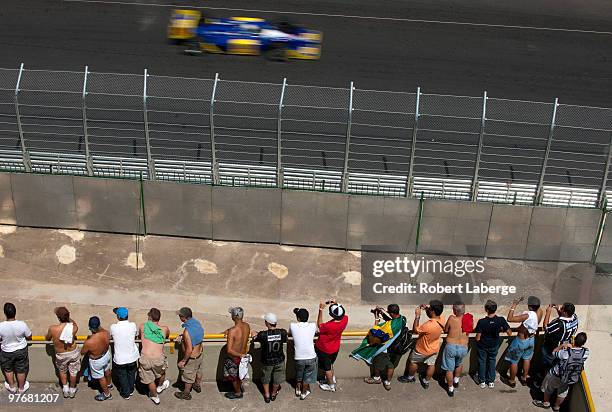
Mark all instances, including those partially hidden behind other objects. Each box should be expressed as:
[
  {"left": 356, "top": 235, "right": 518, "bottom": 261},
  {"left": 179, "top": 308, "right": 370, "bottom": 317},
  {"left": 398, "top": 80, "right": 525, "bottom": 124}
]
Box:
[
  {"left": 476, "top": 344, "right": 498, "bottom": 384},
  {"left": 113, "top": 361, "right": 137, "bottom": 398}
]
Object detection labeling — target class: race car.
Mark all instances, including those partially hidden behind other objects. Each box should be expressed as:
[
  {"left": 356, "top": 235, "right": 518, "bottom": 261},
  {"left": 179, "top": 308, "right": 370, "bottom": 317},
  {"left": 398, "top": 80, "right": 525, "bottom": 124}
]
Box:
[{"left": 167, "top": 10, "right": 322, "bottom": 61}]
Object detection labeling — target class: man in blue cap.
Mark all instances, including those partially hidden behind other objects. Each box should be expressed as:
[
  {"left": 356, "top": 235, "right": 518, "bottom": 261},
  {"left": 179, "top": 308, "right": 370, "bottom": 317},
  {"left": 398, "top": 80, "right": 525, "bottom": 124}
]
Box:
[{"left": 110, "top": 307, "right": 139, "bottom": 399}]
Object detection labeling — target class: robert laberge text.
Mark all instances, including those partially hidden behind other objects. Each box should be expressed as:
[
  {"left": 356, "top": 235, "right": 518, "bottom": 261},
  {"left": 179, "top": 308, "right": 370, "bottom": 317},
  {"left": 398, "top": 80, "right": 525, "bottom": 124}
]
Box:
[{"left": 372, "top": 282, "right": 516, "bottom": 296}]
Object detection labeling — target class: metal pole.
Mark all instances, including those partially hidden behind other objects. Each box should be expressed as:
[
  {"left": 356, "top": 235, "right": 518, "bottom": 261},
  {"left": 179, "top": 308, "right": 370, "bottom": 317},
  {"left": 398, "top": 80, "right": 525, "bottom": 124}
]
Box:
[
  {"left": 210, "top": 73, "right": 219, "bottom": 184},
  {"left": 82, "top": 66, "right": 93, "bottom": 176},
  {"left": 142, "top": 69, "right": 155, "bottom": 179},
  {"left": 598, "top": 132, "right": 612, "bottom": 208},
  {"left": 14, "top": 63, "right": 31, "bottom": 172},
  {"left": 406, "top": 87, "right": 421, "bottom": 197},
  {"left": 535, "top": 98, "right": 558, "bottom": 205},
  {"left": 277, "top": 78, "right": 286, "bottom": 188},
  {"left": 341, "top": 81, "right": 354, "bottom": 193},
  {"left": 471, "top": 91, "right": 487, "bottom": 201}
]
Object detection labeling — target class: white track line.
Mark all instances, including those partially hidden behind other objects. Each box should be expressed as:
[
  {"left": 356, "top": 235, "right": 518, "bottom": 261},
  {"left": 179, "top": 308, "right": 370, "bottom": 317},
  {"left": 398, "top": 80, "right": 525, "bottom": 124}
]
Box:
[{"left": 64, "top": 0, "right": 612, "bottom": 36}]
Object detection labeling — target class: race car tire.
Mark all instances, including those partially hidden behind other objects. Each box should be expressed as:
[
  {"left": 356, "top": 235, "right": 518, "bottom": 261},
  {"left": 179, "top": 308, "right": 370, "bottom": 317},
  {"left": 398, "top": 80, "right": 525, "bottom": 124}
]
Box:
[
  {"left": 184, "top": 40, "right": 204, "bottom": 55},
  {"left": 264, "top": 44, "right": 288, "bottom": 62}
]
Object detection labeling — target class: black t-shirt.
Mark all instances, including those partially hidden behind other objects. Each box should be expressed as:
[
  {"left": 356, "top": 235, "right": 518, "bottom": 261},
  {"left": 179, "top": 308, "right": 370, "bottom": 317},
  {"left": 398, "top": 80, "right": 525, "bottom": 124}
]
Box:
[
  {"left": 255, "top": 329, "right": 288, "bottom": 366},
  {"left": 544, "top": 315, "right": 579, "bottom": 352},
  {"left": 474, "top": 315, "right": 510, "bottom": 349}
]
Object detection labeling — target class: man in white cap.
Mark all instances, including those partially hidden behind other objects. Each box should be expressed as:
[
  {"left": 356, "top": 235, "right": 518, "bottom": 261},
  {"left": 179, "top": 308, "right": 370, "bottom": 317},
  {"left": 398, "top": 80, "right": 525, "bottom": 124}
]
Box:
[{"left": 251, "top": 313, "right": 288, "bottom": 403}]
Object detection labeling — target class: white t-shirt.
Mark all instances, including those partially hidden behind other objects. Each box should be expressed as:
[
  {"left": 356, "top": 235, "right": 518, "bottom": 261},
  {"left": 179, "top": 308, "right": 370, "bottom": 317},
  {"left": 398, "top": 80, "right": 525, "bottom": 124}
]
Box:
[
  {"left": 290, "top": 322, "right": 316, "bottom": 360},
  {"left": 522, "top": 311, "right": 539, "bottom": 335},
  {"left": 110, "top": 321, "right": 139, "bottom": 365},
  {"left": 0, "top": 320, "right": 32, "bottom": 352}
]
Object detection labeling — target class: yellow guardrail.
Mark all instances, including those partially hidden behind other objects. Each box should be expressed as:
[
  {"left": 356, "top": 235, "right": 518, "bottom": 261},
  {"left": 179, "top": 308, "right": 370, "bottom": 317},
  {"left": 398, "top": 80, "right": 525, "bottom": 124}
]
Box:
[{"left": 581, "top": 370, "right": 596, "bottom": 412}]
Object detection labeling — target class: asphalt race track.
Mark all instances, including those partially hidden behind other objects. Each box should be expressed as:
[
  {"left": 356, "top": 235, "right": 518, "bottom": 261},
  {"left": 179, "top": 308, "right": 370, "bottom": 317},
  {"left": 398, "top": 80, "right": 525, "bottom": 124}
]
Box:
[{"left": 2, "top": 0, "right": 612, "bottom": 106}]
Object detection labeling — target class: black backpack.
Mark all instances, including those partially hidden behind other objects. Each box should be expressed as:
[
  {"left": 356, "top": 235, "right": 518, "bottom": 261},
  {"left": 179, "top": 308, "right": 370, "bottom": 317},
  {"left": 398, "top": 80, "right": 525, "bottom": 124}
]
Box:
[
  {"left": 389, "top": 317, "right": 413, "bottom": 355},
  {"left": 557, "top": 348, "right": 586, "bottom": 385}
]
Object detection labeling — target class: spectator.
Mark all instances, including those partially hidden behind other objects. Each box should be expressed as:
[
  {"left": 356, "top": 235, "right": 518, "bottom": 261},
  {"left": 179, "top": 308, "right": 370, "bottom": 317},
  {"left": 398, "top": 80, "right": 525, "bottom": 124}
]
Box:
[
  {"left": 223, "top": 307, "right": 251, "bottom": 400},
  {"left": 251, "top": 313, "right": 288, "bottom": 403},
  {"left": 46, "top": 306, "right": 80, "bottom": 398},
  {"left": 474, "top": 300, "right": 511, "bottom": 389},
  {"left": 174, "top": 307, "right": 204, "bottom": 401},
  {"left": 81, "top": 316, "right": 112, "bottom": 401},
  {"left": 354, "top": 304, "right": 406, "bottom": 391},
  {"left": 316, "top": 300, "right": 348, "bottom": 392},
  {"left": 138, "top": 308, "right": 170, "bottom": 405},
  {"left": 289, "top": 308, "right": 317, "bottom": 400},
  {"left": 110, "top": 307, "right": 139, "bottom": 400},
  {"left": 503, "top": 296, "right": 542, "bottom": 387},
  {"left": 441, "top": 302, "right": 471, "bottom": 397},
  {"left": 533, "top": 332, "right": 589, "bottom": 411},
  {"left": 541, "top": 303, "right": 578, "bottom": 376},
  {"left": 0, "top": 302, "right": 32, "bottom": 394},
  {"left": 398, "top": 300, "right": 445, "bottom": 389}
]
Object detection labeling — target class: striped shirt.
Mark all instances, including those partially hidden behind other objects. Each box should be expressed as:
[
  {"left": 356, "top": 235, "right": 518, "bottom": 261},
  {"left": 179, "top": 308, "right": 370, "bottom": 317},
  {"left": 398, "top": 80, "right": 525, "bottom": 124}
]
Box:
[{"left": 544, "top": 314, "right": 579, "bottom": 352}]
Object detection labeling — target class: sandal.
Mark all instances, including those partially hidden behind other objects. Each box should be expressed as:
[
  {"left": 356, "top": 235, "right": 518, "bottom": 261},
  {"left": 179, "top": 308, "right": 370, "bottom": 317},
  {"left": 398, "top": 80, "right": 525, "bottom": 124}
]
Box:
[{"left": 364, "top": 377, "right": 382, "bottom": 384}]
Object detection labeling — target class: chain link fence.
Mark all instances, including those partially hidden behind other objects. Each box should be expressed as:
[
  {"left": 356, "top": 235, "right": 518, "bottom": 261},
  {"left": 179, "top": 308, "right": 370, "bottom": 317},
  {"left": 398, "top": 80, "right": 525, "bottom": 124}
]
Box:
[{"left": 1, "top": 64, "right": 611, "bottom": 208}]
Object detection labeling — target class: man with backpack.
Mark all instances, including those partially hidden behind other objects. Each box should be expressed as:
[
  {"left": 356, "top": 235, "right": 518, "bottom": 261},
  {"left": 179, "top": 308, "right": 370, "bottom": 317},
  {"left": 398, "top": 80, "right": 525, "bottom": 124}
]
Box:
[
  {"left": 352, "top": 304, "right": 407, "bottom": 391},
  {"left": 533, "top": 332, "right": 589, "bottom": 411}
]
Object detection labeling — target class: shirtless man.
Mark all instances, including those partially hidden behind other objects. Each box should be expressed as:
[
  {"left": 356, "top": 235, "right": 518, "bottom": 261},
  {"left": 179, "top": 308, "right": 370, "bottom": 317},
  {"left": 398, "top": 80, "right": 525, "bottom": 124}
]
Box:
[
  {"left": 139, "top": 308, "right": 170, "bottom": 405},
  {"left": 223, "top": 307, "right": 250, "bottom": 400},
  {"left": 45, "top": 307, "right": 80, "bottom": 399},
  {"left": 174, "top": 307, "right": 204, "bottom": 401},
  {"left": 442, "top": 302, "right": 470, "bottom": 397},
  {"left": 81, "top": 316, "right": 112, "bottom": 401},
  {"left": 504, "top": 296, "right": 543, "bottom": 387}
]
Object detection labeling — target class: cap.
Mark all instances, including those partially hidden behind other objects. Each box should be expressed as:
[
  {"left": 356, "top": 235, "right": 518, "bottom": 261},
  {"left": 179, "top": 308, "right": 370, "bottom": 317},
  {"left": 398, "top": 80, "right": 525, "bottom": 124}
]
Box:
[
  {"left": 176, "top": 307, "right": 192, "bottom": 318},
  {"left": 229, "top": 307, "right": 244, "bottom": 319},
  {"left": 88, "top": 316, "right": 101, "bottom": 330},
  {"left": 263, "top": 313, "right": 277, "bottom": 325},
  {"left": 329, "top": 303, "right": 345, "bottom": 319},
  {"left": 113, "top": 307, "right": 128, "bottom": 319},
  {"left": 54, "top": 306, "right": 70, "bottom": 322}
]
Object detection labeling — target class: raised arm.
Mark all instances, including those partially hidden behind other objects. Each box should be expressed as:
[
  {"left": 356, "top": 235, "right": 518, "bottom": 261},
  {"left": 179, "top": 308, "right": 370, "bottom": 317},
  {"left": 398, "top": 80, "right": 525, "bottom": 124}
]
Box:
[
  {"left": 507, "top": 298, "right": 528, "bottom": 323},
  {"left": 317, "top": 301, "right": 325, "bottom": 329},
  {"left": 412, "top": 306, "right": 422, "bottom": 332}
]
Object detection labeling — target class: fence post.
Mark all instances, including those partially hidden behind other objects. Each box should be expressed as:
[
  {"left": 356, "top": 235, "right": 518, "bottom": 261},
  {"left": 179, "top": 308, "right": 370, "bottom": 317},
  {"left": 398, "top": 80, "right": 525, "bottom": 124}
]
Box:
[
  {"left": 277, "top": 78, "right": 286, "bottom": 188},
  {"left": 471, "top": 91, "right": 487, "bottom": 201},
  {"left": 82, "top": 66, "right": 93, "bottom": 176},
  {"left": 535, "top": 98, "right": 558, "bottom": 205},
  {"left": 142, "top": 69, "right": 155, "bottom": 180},
  {"left": 14, "top": 63, "right": 31, "bottom": 172},
  {"left": 210, "top": 73, "right": 219, "bottom": 185},
  {"left": 341, "top": 82, "right": 354, "bottom": 193},
  {"left": 598, "top": 133, "right": 612, "bottom": 208},
  {"left": 406, "top": 87, "right": 421, "bottom": 197}
]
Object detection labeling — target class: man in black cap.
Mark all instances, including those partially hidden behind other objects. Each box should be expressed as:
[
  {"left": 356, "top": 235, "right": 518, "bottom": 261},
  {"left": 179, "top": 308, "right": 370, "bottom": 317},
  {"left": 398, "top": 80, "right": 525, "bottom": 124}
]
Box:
[{"left": 81, "top": 316, "right": 113, "bottom": 401}]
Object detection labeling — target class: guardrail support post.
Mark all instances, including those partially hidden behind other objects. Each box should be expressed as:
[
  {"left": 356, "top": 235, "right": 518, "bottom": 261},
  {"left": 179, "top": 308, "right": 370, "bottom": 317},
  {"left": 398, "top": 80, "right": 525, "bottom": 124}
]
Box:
[
  {"left": 14, "top": 63, "right": 31, "bottom": 172},
  {"left": 598, "top": 133, "right": 612, "bottom": 208},
  {"left": 277, "top": 78, "right": 286, "bottom": 188},
  {"left": 210, "top": 73, "right": 219, "bottom": 185},
  {"left": 471, "top": 91, "right": 487, "bottom": 201},
  {"left": 406, "top": 87, "right": 421, "bottom": 197},
  {"left": 535, "top": 98, "right": 558, "bottom": 205},
  {"left": 142, "top": 69, "right": 155, "bottom": 180},
  {"left": 82, "top": 66, "right": 93, "bottom": 176},
  {"left": 341, "top": 82, "right": 354, "bottom": 193}
]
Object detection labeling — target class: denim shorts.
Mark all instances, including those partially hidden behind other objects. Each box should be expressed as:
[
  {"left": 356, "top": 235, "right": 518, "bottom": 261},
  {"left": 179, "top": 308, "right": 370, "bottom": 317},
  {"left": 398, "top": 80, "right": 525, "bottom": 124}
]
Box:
[
  {"left": 504, "top": 336, "right": 534, "bottom": 364},
  {"left": 441, "top": 344, "right": 468, "bottom": 371},
  {"left": 295, "top": 358, "right": 317, "bottom": 384}
]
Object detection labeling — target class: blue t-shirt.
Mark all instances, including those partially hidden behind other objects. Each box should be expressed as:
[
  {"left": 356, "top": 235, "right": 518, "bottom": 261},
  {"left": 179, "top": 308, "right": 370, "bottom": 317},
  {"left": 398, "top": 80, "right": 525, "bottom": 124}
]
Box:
[
  {"left": 475, "top": 315, "right": 510, "bottom": 349},
  {"left": 182, "top": 318, "right": 204, "bottom": 346}
]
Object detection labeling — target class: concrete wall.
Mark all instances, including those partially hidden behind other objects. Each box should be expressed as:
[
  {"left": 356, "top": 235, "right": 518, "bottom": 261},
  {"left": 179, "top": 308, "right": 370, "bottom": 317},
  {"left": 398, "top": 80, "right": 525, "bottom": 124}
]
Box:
[{"left": 0, "top": 172, "right": 603, "bottom": 262}]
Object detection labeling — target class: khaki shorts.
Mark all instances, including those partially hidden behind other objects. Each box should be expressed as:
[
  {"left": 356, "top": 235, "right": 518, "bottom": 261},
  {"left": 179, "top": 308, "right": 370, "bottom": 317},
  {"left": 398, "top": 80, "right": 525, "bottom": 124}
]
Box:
[
  {"left": 542, "top": 373, "right": 569, "bottom": 398},
  {"left": 181, "top": 353, "right": 203, "bottom": 384},
  {"left": 261, "top": 363, "right": 285, "bottom": 384},
  {"left": 55, "top": 347, "right": 81, "bottom": 376},
  {"left": 408, "top": 349, "right": 438, "bottom": 366},
  {"left": 139, "top": 355, "right": 168, "bottom": 385}
]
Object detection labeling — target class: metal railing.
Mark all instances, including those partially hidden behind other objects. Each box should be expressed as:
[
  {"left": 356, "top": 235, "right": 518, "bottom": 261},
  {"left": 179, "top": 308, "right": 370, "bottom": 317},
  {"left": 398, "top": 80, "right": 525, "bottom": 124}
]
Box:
[{"left": 1, "top": 64, "right": 612, "bottom": 208}]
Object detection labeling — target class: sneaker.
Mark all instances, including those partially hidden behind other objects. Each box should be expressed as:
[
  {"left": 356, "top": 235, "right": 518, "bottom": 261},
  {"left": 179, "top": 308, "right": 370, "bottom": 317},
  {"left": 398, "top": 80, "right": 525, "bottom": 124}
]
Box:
[
  {"left": 364, "top": 377, "right": 381, "bottom": 384},
  {"left": 300, "top": 390, "right": 311, "bottom": 400},
  {"left": 19, "top": 381, "right": 30, "bottom": 394},
  {"left": 224, "top": 392, "right": 244, "bottom": 400},
  {"left": 318, "top": 383, "right": 335, "bottom": 392},
  {"left": 4, "top": 382, "right": 16, "bottom": 393},
  {"left": 63, "top": 389, "right": 70, "bottom": 398},
  {"left": 453, "top": 378, "right": 460, "bottom": 388},
  {"left": 397, "top": 375, "right": 416, "bottom": 383},
  {"left": 488, "top": 383, "right": 495, "bottom": 389},
  {"left": 174, "top": 391, "right": 192, "bottom": 401},
  {"left": 95, "top": 392, "right": 112, "bottom": 401},
  {"left": 420, "top": 377, "right": 430, "bottom": 390},
  {"left": 149, "top": 395, "right": 160, "bottom": 405},
  {"left": 295, "top": 388, "right": 301, "bottom": 397},
  {"left": 532, "top": 400, "right": 551, "bottom": 409},
  {"left": 122, "top": 395, "right": 131, "bottom": 400},
  {"left": 157, "top": 380, "right": 170, "bottom": 394},
  {"left": 332, "top": 375, "right": 337, "bottom": 384},
  {"left": 500, "top": 375, "right": 516, "bottom": 388},
  {"left": 447, "top": 387, "right": 454, "bottom": 397},
  {"left": 192, "top": 383, "right": 202, "bottom": 394},
  {"left": 69, "top": 388, "right": 78, "bottom": 398},
  {"left": 107, "top": 384, "right": 114, "bottom": 390},
  {"left": 383, "top": 380, "right": 391, "bottom": 391},
  {"left": 479, "top": 382, "right": 486, "bottom": 389}
]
